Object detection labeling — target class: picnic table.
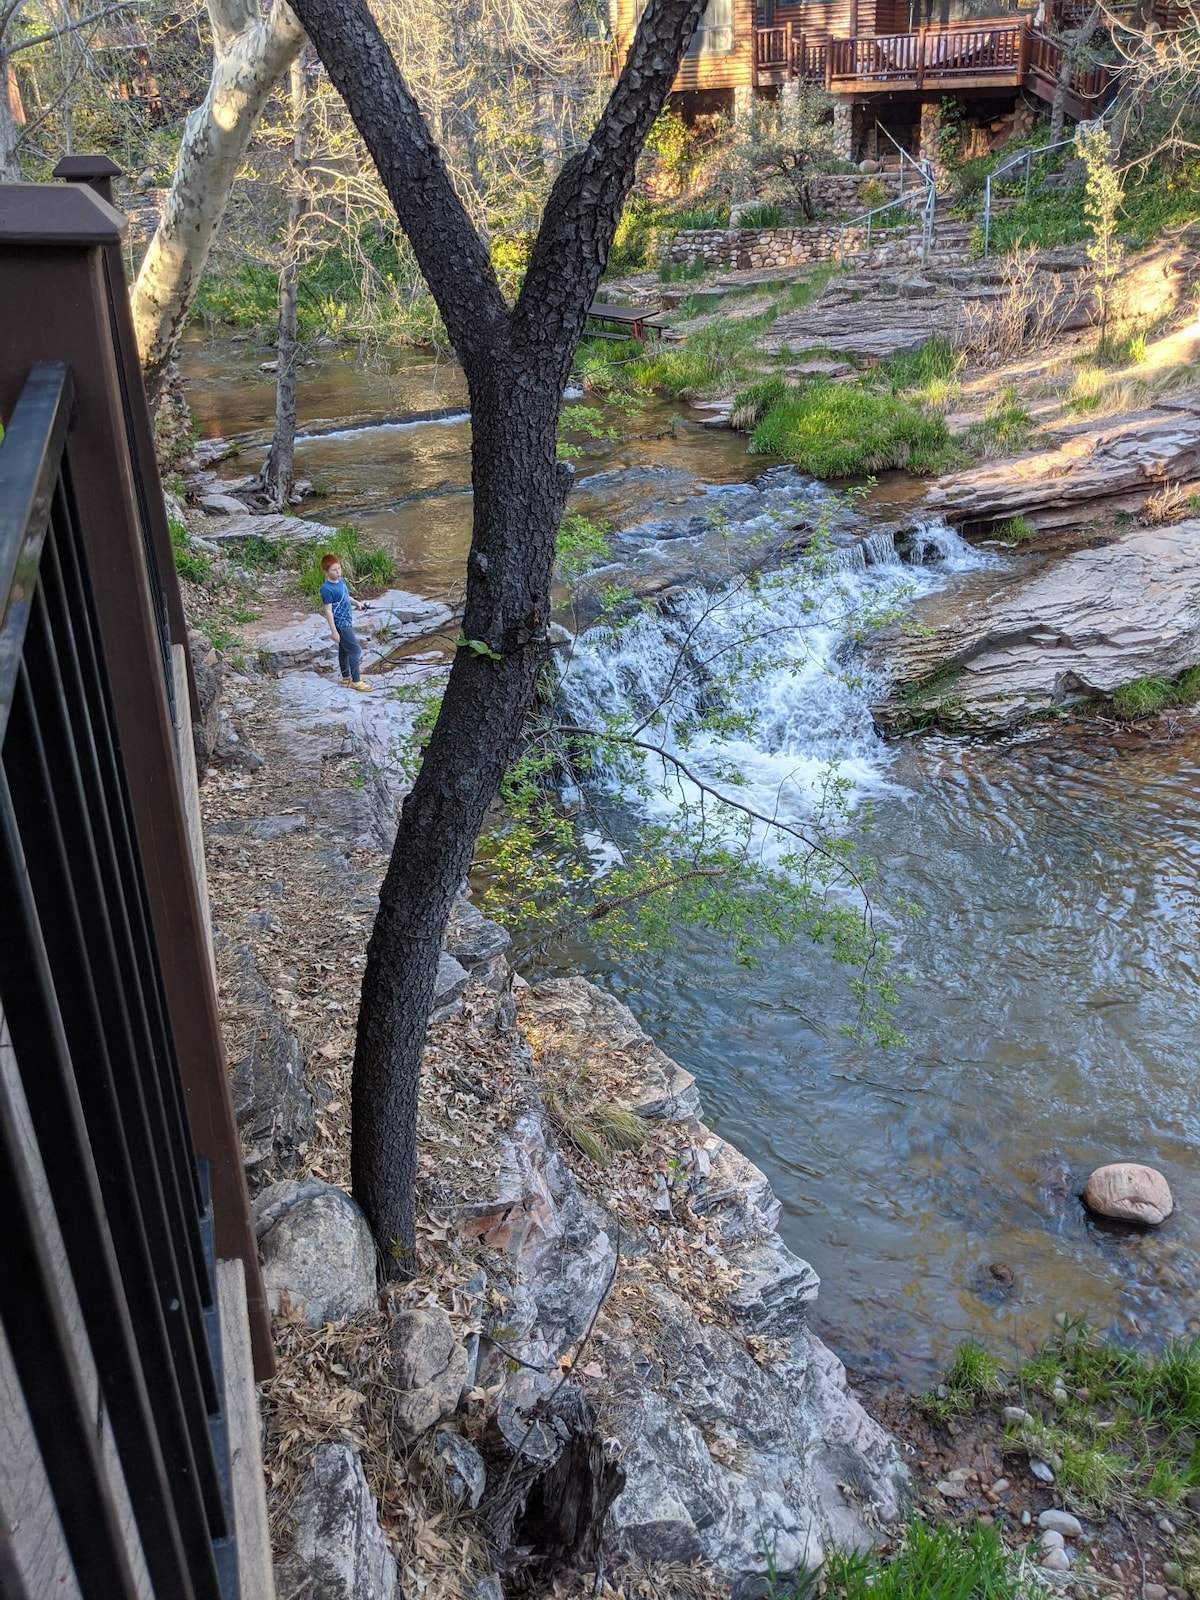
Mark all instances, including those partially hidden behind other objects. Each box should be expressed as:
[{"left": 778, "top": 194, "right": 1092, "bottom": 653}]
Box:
[{"left": 586, "top": 299, "right": 670, "bottom": 341}]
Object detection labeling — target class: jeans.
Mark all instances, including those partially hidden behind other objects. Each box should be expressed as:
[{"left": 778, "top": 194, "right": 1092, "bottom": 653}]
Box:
[{"left": 336, "top": 623, "right": 362, "bottom": 683}]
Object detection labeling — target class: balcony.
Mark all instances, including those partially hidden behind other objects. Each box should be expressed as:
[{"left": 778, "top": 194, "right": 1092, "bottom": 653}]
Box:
[{"left": 755, "top": 19, "right": 1109, "bottom": 113}]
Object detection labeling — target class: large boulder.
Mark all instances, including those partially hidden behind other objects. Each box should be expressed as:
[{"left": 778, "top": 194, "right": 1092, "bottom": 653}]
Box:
[
  {"left": 253, "top": 1178, "right": 377, "bottom": 1326},
  {"left": 389, "top": 1306, "right": 469, "bottom": 1438},
  {"left": 1083, "top": 1163, "right": 1174, "bottom": 1226},
  {"left": 274, "top": 1443, "right": 396, "bottom": 1600},
  {"left": 925, "top": 403, "right": 1200, "bottom": 530},
  {"left": 873, "top": 521, "right": 1200, "bottom": 733}
]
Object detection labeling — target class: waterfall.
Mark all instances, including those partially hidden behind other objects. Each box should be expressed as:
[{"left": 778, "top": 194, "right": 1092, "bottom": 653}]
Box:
[
  {"left": 863, "top": 530, "right": 903, "bottom": 568},
  {"left": 560, "top": 518, "right": 990, "bottom": 849}
]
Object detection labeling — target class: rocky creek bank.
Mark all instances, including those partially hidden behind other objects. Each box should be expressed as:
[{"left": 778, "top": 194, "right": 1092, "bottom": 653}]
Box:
[
  {"left": 871, "top": 520, "right": 1200, "bottom": 734},
  {"left": 200, "top": 636, "right": 908, "bottom": 1600}
]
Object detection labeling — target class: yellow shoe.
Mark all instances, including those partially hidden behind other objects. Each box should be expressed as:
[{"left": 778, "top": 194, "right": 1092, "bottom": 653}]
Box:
[
  {"left": 351, "top": 679, "right": 372, "bottom": 692},
  {"left": 338, "top": 677, "right": 353, "bottom": 687}
]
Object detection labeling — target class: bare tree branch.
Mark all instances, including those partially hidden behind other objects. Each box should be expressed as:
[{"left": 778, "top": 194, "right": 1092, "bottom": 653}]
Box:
[{"left": 7, "top": 0, "right": 137, "bottom": 55}]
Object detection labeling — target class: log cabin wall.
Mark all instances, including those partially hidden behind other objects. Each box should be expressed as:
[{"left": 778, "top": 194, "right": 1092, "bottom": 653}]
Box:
[{"left": 610, "top": 0, "right": 756, "bottom": 91}]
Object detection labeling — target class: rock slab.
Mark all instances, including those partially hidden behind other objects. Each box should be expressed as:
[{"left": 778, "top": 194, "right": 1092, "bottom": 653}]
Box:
[
  {"left": 390, "top": 1306, "right": 469, "bottom": 1438},
  {"left": 253, "top": 589, "right": 453, "bottom": 673},
  {"left": 274, "top": 1443, "right": 396, "bottom": 1600},
  {"left": 1083, "top": 1163, "right": 1174, "bottom": 1226},
  {"left": 253, "top": 1178, "right": 377, "bottom": 1325},
  {"left": 873, "top": 522, "right": 1200, "bottom": 733}
]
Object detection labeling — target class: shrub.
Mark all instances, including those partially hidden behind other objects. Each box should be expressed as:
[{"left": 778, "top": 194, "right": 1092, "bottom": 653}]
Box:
[
  {"left": 668, "top": 203, "right": 729, "bottom": 231},
  {"left": 749, "top": 381, "right": 953, "bottom": 478},
  {"left": 296, "top": 526, "right": 394, "bottom": 598},
  {"left": 857, "top": 176, "right": 889, "bottom": 212},
  {"left": 633, "top": 317, "right": 767, "bottom": 400},
  {"left": 737, "top": 201, "right": 788, "bottom": 229}
]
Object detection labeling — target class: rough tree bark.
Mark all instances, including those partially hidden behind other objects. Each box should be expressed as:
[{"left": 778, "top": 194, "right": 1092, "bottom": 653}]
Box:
[
  {"left": 258, "top": 54, "right": 312, "bottom": 508},
  {"left": 284, "top": 0, "right": 705, "bottom": 1268},
  {"left": 131, "top": 0, "right": 305, "bottom": 408}
]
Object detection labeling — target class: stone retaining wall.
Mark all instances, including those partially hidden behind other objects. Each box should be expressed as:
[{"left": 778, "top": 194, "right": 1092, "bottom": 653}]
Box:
[
  {"left": 808, "top": 171, "right": 901, "bottom": 211},
  {"left": 667, "top": 221, "right": 925, "bottom": 272}
]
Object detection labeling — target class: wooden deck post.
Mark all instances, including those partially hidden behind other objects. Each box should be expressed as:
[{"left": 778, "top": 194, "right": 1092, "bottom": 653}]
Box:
[
  {"left": 1018, "top": 20, "right": 1030, "bottom": 82},
  {"left": 917, "top": 24, "right": 926, "bottom": 89}
]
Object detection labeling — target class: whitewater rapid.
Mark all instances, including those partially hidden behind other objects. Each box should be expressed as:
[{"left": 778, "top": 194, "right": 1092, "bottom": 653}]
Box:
[{"left": 559, "top": 520, "right": 994, "bottom": 854}]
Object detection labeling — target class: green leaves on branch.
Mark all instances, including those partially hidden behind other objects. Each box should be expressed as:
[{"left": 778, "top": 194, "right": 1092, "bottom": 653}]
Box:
[{"left": 456, "top": 632, "right": 503, "bottom": 661}]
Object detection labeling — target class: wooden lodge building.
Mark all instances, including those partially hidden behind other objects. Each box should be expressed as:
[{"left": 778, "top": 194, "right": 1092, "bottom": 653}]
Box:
[{"left": 610, "top": 0, "right": 1115, "bottom": 164}]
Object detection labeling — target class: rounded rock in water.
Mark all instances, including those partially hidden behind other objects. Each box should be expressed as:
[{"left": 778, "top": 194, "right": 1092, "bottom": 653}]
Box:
[{"left": 1083, "top": 1163, "right": 1174, "bottom": 1227}]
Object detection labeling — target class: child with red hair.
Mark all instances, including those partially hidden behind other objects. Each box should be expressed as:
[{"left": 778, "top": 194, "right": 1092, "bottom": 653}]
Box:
[{"left": 319, "top": 554, "right": 372, "bottom": 692}]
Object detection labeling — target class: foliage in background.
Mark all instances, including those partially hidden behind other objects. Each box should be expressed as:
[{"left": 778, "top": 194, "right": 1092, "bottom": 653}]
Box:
[
  {"left": 296, "top": 526, "right": 394, "bottom": 596},
  {"left": 699, "top": 83, "right": 839, "bottom": 221}
]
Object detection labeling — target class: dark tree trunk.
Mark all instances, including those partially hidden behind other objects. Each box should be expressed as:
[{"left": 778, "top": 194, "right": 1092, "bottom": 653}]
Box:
[
  {"left": 259, "top": 56, "right": 311, "bottom": 510},
  {"left": 286, "top": 0, "right": 706, "bottom": 1266}
]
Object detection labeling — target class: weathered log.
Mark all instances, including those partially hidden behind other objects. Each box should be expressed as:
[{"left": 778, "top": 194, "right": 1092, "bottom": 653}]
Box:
[{"left": 479, "top": 1384, "right": 625, "bottom": 1592}]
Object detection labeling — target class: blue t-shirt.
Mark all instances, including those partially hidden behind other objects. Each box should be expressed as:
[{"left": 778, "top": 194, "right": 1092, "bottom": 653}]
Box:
[{"left": 320, "top": 577, "right": 352, "bottom": 629}]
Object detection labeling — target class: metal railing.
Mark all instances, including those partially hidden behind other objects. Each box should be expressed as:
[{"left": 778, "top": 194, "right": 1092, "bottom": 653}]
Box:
[
  {"left": 0, "top": 362, "right": 242, "bottom": 1599},
  {"left": 981, "top": 134, "right": 1076, "bottom": 256},
  {"left": 840, "top": 126, "right": 938, "bottom": 264},
  {"left": 0, "top": 360, "right": 244, "bottom": 1597}
]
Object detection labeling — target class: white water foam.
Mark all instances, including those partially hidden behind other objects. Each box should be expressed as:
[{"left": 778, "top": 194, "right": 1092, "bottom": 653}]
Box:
[{"left": 560, "top": 519, "right": 991, "bottom": 854}]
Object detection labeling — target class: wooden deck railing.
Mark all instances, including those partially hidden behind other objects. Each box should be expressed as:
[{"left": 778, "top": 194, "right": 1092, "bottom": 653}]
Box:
[
  {"left": 754, "top": 22, "right": 826, "bottom": 80},
  {"left": 1026, "top": 26, "right": 1109, "bottom": 108},
  {"left": 825, "top": 23, "right": 1025, "bottom": 88},
  {"left": 754, "top": 18, "right": 1109, "bottom": 106}
]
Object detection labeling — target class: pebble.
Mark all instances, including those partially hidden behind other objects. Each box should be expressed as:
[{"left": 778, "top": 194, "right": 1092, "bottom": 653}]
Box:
[
  {"left": 978, "top": 1513, "right": 994, "bottom": 1526},
  {"left": 1158, "top": 1517, "right": 1176, "bottom": 1535},
  {"left": 1041, "top": 1548, "right": 1071, "bottom": 1572},
  {"left": 1039, "top": 1531, "right": 1066, "bottom": 1552},
  {"left": 1144, "top": 1587, "right": 1168, "bottom": 1600},
  {"left": 1039, "top": 1510, "right": 1083, "bottom": 1537},
  {"left": 936, "top": 1383, "right": 949, "bottom": 1399},
  {"left": 936, "top": 1480, "right": 967, "bottom": 1499},
  {"left": 1030, "top": 1460, "right": 1056, "bottom": 1484},
  {"left": 1002, "top": 1406, "right": 1031, "bottom": 1424},
  {"left": 991, "top": 1477, "right": 1010, "bottom": 1494},
  {"left": 1021, "top": 1510, "right": 1032, "bottom": 1528}
]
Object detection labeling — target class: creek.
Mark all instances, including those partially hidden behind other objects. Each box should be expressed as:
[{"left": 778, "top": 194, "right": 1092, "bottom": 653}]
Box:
[{"left": 183, "top": 336, "right": 1200, "bottom": 1385}]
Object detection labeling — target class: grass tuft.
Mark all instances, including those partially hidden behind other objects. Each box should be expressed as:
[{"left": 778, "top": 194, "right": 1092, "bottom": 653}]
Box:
[
  {"left": 170, "top": 516, "right": 212, "bottom": 585},
  {"left": 749, "top": 380, "right": 953, "bottom": 478},
  {"left": 770, "top": 1517, "right": 1026, "bottom": 1600},
  {"left": 1110, "top": 666, "right": 1200, "bottom": 720}
]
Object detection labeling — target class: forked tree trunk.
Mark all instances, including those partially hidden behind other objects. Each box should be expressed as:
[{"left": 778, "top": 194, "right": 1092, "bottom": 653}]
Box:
[
  {"left": 259, "top": 55, "right": 312, "bottom": 509},
  {"left": 286, "top": 0, "right": 705, "bottom": 1267},
  {"left": 132, "top": 0, "right": 305, "bottom": 408}
]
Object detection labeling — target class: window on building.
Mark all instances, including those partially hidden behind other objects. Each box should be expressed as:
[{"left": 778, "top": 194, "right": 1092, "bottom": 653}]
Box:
[{"left": 633, "top": 0, "right": 735, "bottom": 57}]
